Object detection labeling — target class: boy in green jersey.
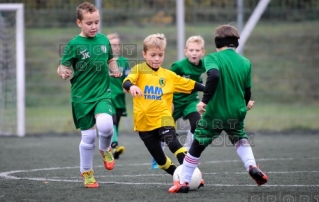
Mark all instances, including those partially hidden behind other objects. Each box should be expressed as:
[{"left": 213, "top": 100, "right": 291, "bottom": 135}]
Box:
[
  {"left": 169, "top": 25, "right": 268, "bottom": 193},
  {"left": 107, "top": 33, "right": 130, "bottom": 159},
  {"left": 171, "top": 35, "right": 206, "bottom": 150},
  {"left": 57, "top": 2, "right": 122, "bottom": 188},
  {"left": 151, "top": 36, "right": 206, "bottom": 169}
]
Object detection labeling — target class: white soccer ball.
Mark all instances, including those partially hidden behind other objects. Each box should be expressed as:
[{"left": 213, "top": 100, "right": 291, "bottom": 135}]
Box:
[{"left": 173, "top": 165, "right": 202, "bottom": 190}]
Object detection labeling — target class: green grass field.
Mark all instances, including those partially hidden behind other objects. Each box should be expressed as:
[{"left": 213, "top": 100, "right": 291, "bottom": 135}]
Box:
[
  {"left": 25, "top": 102, "right": 319, "bottom": 134},
  {"left": 0, "top": 133, "right": 318, "bottom": 201},
  {"left": 14, "top": 20, "right": 318, "bottom": 134}
]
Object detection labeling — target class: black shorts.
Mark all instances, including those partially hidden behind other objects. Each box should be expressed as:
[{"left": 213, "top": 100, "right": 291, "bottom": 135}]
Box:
[{"left": 138, "top": 126, "right": 176, "bottom": 145}]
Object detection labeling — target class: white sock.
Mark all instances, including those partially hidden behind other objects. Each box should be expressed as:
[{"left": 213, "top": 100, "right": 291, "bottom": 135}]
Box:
[
  {"left": 235, "top": 139, "right": 256, "bottom": 171},
  {"left": 79, "top": 128, "right": 96, "bottom": 173},
  {"left": 180, "top": 153, "right": 200, "bottom": 184},
  {"left": 184, "top": 130, "right": 194, "bottom": 151},
  {"left": 96, "top": 113, "right": 114, "bottom": 152}
]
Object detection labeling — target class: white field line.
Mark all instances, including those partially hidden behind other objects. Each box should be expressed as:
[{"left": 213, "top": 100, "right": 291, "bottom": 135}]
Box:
[{"left": 1, "top": 157, "right": 319, "bottom": 187}]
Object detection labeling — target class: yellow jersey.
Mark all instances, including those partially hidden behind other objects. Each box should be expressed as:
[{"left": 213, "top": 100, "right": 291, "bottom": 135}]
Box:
[{"left": 123, "top": 62, "right": 196, "bottom": 131}]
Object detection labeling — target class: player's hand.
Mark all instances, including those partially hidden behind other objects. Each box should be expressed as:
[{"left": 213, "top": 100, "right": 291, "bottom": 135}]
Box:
[
  {"left": 197, "top": 101, "right": 206, "bottom": 115},
  {"left": 110, "top": 70, "right": 122, "bottom": 77},
  {"left": 58, "top": 66, "right": 73, "bottom": 80},
  {"left": 130, "top": 85, "right": 143, "bottom": 97},
  {"left": 247, "top": 100, "right": 255, "bottom": 111}
]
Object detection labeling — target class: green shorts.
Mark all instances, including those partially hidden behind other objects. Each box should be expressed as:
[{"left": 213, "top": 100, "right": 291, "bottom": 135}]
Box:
[
  {"left": 194, "top": 119, "right": 248, "bottom": 147},
  {"left": 111, "top": 100, "right": 127, "bottom": 117},
  {"left": 72, "top": 98, "right": 113, "bottom": 130},
  {"left": 173, "top": 101, "right": 198, "bottom": 121},
  {"left": 114, "top": 108, "right": 127, "bottom": 117}
]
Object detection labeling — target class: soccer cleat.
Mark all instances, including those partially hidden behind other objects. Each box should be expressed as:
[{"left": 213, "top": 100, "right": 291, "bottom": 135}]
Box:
[
  {"left": 198, "top": 179, "right": 205, "bottom": 189},
  {"left": 249, "top": 165, "right": 268, "bottom": 186},
  {"left": 150, "top": 158, "right": 159, "bottom": 170},
  {"left": 113, "top": 145, "right": 125, "bottom": 159},
  {"left": 100, "top": 148, "right": 115, "bottom": 170},
  {"left": 81, "top": 170, "right": 99, "bottom": 188},
  {"left": 168, "top": 180, "right": 190, "bottom": 193}
]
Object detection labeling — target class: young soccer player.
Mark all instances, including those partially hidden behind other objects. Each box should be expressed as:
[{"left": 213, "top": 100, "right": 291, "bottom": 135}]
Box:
[
  {"left": 171, "top": 35, "right": 206, "bottom": 150},
  {"left": 107, "top": 33, "right": 130, "bottom": 159},
  {"left": 150, "top": 36, "right": 206, "bottom": 169},
  {"left": 169, "top": 25, "right": 268, "bottom": 193},
  {"left": 57, "top": 2, "right": 122, "bottom": 188},
  {"left": 122, "top": 33, "right": 205, "bottom": 177}
]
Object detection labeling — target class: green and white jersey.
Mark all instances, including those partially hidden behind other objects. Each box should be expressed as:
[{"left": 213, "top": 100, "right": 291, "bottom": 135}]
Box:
[
  {"left": 110, "top": 56, "right": 130, "bottom": 109},
  {"left": 170, "top": 58, "right": 206, "bottom": 106},
  {"left": 61, "top": 33, "right": 113, "bottom": 103},
  {"left": 203, "top": 49, "right": 252, "bottom": 125}
]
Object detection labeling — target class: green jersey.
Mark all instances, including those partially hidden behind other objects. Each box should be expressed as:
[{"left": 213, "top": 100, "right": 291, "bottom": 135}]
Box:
[
  {"left": 110, "top": 56, "right": 130, "bottom": 109},
  {"left": 203, "top": 49, "right": 252, "bottom": 126},
  {"left": 170, "top": 58, "right": 206, "bottom": 106},
  {"left": 61, "top": 33, "right": 113, "bottom": 103}
]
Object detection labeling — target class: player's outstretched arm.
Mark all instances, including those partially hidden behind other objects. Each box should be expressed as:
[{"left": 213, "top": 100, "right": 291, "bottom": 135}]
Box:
[
  {"left": 201, "top": 68, "right": 220, "bottom": 104},
  {"left": 129, "top": 86, "right": 143, "bottom": 97},
  {"left": 57, "top": 65, "right": 73, "bottom": 80},
  {"left": 123, "top": 80, "right": 143, "bottom": 97}
]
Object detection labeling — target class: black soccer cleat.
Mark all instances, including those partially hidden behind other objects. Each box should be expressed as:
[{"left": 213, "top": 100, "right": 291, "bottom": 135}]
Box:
[
  {"left": 168, "top": 181, "right": 190, "bottom": 193},
  {"left": 249, "top": 165, "right": 268, "bottom": 186},
  {"left": 113, "top": 146, "right": 125, "bottom": 159},
  {"left": 198, "top": 179, "right": 205, "bottom": 189}
]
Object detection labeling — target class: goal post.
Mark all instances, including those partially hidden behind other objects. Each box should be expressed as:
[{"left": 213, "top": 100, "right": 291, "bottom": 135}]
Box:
[{"left": 0, "top": 3, "right": 25, "bottom": 137}]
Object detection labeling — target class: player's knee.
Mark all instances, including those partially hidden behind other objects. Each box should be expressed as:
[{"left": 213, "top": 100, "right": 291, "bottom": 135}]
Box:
[
  {"left": 81, "top": 128, "right": 96, "bottom": 144},
  {"left": 194, "top": 135, "right": 212, "bottom": 147},
  {"left": 79, "top": 141, "right": 95, "bottom": 150},
  {"left": 99, "top": 126, "right": 113, "bottom": 137},
  {"left": 96, "top": 113, "right": 113, "bottom": 137}
]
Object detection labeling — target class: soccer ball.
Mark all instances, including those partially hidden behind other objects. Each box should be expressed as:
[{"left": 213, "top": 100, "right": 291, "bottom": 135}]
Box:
[{"left": 173, "top": 165, "right": 202, "bottom": 190}]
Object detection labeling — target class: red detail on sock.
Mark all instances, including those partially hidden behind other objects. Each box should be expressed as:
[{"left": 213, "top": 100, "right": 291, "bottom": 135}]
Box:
[
  {"left": 235, "top": 139, "right": 249, "bottom": 150},
  {"left": 185, "top": 156, "right": 199, "bottom": 164}
]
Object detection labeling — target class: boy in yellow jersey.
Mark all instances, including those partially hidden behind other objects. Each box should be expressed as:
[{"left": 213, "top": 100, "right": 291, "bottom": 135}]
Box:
[{"left": 123, "top": 33, "right": 205, "bottom": 176}]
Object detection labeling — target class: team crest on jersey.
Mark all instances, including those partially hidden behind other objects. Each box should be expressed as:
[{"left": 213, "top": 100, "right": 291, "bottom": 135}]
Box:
[
  {"left": 101, "top": 45, "right": 107, "bottom": 53},
  {"left": 159, "top": 78, "right": 166, "bottom": 87}
]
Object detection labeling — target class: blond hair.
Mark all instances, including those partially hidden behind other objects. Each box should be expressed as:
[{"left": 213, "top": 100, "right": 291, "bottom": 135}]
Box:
[
  {"left": 77, "top": 2, "right": 97, "bottom": 21},
  {"left": 107, "top": 33, "right": 120, "bottom": 41},
  {"left": 185, "top": 35, "right": 205, "bottom": 49},
  {"left": 143, "top": 33, "right": 167, "bottom": 52}
]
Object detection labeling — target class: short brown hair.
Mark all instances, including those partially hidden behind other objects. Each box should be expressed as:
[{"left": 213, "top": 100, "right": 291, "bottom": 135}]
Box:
[
  {"left": 77, "top": 2, "right": 97, "bottom": 21},
  {"left": 143, "top": 33, "right": 167, "bottom": 52},
  {"left": 215, "top": 25, "right": 240, "bottom": 38}
]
